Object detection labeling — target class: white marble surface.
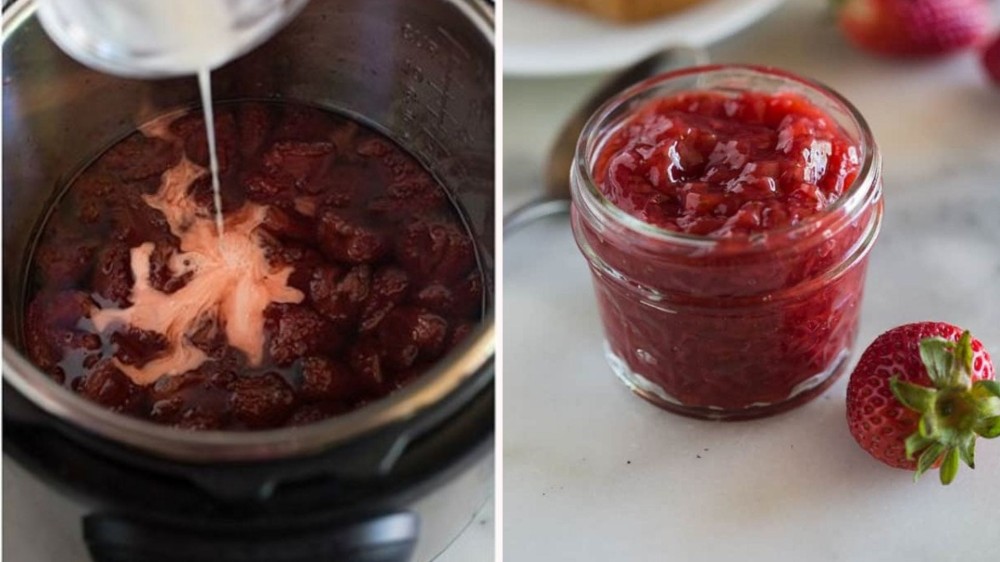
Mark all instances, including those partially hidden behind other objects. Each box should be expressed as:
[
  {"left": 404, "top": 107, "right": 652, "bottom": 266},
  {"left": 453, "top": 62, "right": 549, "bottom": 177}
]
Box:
[
  {"left": 503, "top": 1, "right": 1000, "bottom": 561},
  {"left": 2, "top": 459, "right": 494, "bottom": 561},
  {"left": 436, "top": 495, "right": 494, "bottom": 562}
]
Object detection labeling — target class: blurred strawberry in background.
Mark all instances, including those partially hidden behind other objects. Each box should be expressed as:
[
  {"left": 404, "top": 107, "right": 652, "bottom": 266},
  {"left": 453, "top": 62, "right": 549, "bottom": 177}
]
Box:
[
  {"left": 834, "top": 0, "right": 990, "bottom": 57},
  {"left": 983, "top": 31, "right": 1000, "bottom": 84}
]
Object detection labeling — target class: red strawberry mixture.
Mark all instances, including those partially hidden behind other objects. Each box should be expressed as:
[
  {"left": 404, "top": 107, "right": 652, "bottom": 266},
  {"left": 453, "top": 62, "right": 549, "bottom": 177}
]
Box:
[
  {"left": 576, "top": 85, "right": 879, "bottom": 415},
  {"left": 574, "top": 87, "right": 881, "bottom": 419},
  {"left": 594, "top": 90, "right": 860, "bottom": 237},
  {"left": 23, "top": 102, "right": 483, "bottom": 430}
]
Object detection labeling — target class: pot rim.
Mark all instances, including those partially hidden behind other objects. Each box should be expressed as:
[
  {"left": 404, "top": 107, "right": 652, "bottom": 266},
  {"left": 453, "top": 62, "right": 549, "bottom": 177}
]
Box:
[{"left": 2, "top": 0, "right": 496, "bottom": 463}]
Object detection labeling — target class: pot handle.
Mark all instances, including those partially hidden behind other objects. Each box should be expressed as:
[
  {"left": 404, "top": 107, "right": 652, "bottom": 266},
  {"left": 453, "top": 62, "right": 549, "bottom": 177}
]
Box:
[{"left": 83, "top": 511, "right": 418, "bottom": 562}]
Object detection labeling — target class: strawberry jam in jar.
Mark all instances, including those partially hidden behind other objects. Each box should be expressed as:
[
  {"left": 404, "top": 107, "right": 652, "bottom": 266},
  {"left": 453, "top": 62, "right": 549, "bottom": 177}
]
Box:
[{"left": 571, "top": 66, "right": 883, "bottom": 419}]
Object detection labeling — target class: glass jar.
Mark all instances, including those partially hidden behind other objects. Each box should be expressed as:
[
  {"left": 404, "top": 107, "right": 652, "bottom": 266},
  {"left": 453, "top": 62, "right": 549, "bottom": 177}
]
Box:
[{"left": 571, "top": 65, "right": 884, "bottom": 420}]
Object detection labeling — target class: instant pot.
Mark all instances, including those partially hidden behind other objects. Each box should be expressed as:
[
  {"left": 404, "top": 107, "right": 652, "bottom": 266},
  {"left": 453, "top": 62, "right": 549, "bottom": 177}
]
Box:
[{"left": 2, "top": 1, "right": 496, "bottom": 561}]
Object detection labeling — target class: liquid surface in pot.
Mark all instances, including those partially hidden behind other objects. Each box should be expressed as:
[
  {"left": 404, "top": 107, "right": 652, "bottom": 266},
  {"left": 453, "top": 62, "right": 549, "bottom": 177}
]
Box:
[{"left": 23, "top": 102, "right": 483, "bottom": 430}]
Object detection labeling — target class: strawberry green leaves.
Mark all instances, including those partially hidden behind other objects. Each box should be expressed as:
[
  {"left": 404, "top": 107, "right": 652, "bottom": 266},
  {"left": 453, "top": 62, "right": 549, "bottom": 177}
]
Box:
[
  {"left": 957, "top": 434, "right": 975, "bottom": 469},
  {"left": 975, "top": 380, "right": 1000, "bottom": 400},
  {"left": 890, "top": 330, "right": 1000, "bottom": 485},
  {"left": 890, "top": 378, "right": 935, "bottom": 411},
  {"left": 939, "top": 448, "right": 960, "bottom": 485},
  {"left": 919, "top": 331, "right": 975, "bottom": 387},
  {"left": 977, "top": 417, "right": 1000, "bottom": 439},
  {"left": 954, "top": 331, "right": 975, "bottom": 374},
  {"left": 919, "top": 337, "right": 956, "bottom": 387}
]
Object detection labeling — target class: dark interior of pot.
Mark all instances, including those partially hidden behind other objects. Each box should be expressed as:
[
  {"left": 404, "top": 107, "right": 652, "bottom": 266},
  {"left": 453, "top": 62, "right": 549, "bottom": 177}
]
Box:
[{"left": 2, "top": 0, "right": 494, "bottom": 436}]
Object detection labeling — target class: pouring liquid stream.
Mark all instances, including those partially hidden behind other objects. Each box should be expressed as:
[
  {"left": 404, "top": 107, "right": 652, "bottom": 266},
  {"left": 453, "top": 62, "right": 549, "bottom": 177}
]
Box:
[{"left": 198, "top": 67, "right": 225, "bottom": 239}]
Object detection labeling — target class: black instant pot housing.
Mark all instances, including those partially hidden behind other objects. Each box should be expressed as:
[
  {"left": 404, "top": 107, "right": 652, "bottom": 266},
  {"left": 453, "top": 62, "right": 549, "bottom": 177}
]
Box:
[{"left": 4, "top": 372, "right": 492, "bottom": 562}]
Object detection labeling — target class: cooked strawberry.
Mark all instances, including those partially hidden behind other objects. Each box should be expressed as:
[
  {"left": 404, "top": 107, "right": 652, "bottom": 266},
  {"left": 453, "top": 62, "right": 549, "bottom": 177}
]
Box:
[
  {"left": 264, "top": 303, "right": 343, "bottom": 366},
  {"left": 78, "top": 359, "right": 143, "bottom": 414},
  {"left": 262, "top": 141, "right": 336, "bottom": 194},
  {"left": 316, "top": 208, "right": 388, "bottom": 264},
  {"left": 982, "top": 32, "right": 1000, "bottom": 85},
  {"left": 170, "top": 111, "right": 236, "bottom": 174},
  {"left": 377, "top": 306, "right": 449, "bottom": 370},
  {"left": 835, "top": 0, "right": 990, "bottom": 58},
  {"left": 846, "top": 322, "right": 999, "bottom": 484},
  {"left": 111, "top": 326, "right": 169, "bottom": 368},
  {"left": 308, "top": 264, "right": 372, "bottom": 330},
  {"left": 359, "top": 267, "right": 410, "bottom": 332},
  {"left": 299, "top": 356, "right": 361, "bottom": 402},
  {"left": 228, "top": 372, "right": 295, "bottom": 428},
  {"left": 92, "top": 242, "right": 135, "bottom": 307}
]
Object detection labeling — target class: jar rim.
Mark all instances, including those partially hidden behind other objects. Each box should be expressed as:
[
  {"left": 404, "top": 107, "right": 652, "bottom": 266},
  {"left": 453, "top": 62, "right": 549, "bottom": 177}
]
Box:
[{"left": 573, "top": 64, "right": 880, "bottom": 249}]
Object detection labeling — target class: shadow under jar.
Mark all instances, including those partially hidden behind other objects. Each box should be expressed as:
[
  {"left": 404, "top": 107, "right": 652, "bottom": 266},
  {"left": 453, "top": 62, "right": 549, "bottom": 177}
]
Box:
[{"left": 571, "top": 65, "right": 883, "bottom": 420}]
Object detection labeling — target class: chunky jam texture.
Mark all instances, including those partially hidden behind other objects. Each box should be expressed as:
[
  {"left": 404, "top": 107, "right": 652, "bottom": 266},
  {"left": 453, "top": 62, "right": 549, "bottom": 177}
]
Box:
[
  {"left": 24, "top": 103, "right": 483, "bottom": 430},
  {"left": 578, "top": 88, "right": 878, "bottom": 415},
  {"left": 595, "top": 91, "right": 860, "bottom": 237}
]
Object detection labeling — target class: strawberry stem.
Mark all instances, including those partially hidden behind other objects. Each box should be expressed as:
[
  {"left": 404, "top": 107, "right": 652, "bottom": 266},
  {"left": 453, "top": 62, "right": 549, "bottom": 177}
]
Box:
[{"left": 891, "top": 330, "right": 1000, "bottom": 485}]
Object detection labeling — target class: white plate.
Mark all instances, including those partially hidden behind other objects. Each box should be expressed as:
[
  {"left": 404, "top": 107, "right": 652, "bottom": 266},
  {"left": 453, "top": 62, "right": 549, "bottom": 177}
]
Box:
[{"left": 503, "top": 0, "right": 786, "bottom": 76}]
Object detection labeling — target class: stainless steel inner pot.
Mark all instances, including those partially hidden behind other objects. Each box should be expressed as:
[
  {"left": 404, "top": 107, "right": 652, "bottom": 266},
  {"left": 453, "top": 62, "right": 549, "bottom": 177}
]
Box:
[{"left": 2, "top": 0, "right": 495, "bottom": 462}]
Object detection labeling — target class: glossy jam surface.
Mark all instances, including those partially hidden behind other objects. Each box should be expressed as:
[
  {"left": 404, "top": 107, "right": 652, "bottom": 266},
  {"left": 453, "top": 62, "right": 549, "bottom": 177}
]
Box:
[
  {"left": 594, "top": 91, "right": 860, "bottom": 237},
  {"left": 24, "top": 102, "right": 483, "bottom": 430},
  {"left": 576, "top": 86, "right": 879, "bottom": 417}
]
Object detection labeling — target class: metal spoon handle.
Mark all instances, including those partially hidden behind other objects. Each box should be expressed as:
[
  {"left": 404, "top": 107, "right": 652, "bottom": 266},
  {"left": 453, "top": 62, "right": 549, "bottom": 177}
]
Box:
[{"left": 503, "top": 196, "right": 572, "bottom": 234}]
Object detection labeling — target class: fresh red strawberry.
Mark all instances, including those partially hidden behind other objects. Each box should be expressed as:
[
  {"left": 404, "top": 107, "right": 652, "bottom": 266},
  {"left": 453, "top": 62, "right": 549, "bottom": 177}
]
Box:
[
  {"left": 982, "top": 32, "right": 1000, "bottom": 85},
  {"left": 835, "top": 0, "right": 990, "bottom": 58},
  {"left": 846, "top": 322, "right": 999, "bottom": 484}
]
